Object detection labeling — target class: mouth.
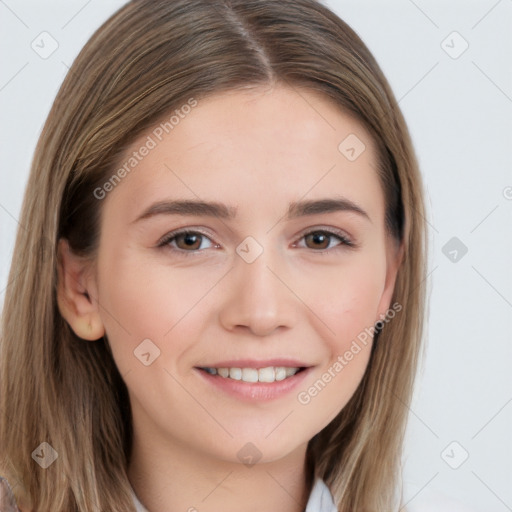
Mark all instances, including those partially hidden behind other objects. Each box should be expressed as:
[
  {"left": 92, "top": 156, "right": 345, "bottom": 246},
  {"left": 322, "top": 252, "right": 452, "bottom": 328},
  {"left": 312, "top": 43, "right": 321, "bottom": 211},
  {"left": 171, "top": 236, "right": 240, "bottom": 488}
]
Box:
[
  {"left": 197, "top": 366, "right": 307, "bottom": 383},
  {"left": 194, "top": 363, "right": 312, "bottom": 401}
]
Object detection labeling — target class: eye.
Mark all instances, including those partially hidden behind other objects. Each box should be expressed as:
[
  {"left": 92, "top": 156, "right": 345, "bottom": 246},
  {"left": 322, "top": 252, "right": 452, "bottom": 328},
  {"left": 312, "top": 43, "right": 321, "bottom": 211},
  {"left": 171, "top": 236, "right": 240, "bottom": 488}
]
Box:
[
  {"left": 157, "top": 227, "right": 355, "bottom": 255},
  {"left": 295, "top": 229, "right": 355, "bottom": 251},
  {"left": 157, "top": 229, "right": 217, "bottom": 252}
]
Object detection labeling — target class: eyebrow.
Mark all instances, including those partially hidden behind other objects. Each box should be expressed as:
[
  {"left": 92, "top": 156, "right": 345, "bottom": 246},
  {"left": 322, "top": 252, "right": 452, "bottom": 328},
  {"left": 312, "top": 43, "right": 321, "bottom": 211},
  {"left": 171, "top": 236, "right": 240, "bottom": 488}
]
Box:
[{"left": 132, "top": 197, "right": 371, "bottom": 223}]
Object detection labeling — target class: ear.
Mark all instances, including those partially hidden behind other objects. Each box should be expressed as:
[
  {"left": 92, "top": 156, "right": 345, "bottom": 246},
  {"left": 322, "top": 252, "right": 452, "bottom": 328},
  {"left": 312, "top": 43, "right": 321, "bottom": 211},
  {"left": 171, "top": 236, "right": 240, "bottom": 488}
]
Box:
[
  {"left": 56, "top": 239, "right": 105, "bottom": 341},
  {"left": 375, "top": 238, "right": 404, "bottom": 322}
]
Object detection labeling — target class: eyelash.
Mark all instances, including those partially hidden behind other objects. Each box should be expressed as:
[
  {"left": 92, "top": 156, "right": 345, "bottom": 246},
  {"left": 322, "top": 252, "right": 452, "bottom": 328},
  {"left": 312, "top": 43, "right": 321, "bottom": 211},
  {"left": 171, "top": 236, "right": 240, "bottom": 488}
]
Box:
[{"left": 157, "top": 227, "right": 356, "bottom": 256}]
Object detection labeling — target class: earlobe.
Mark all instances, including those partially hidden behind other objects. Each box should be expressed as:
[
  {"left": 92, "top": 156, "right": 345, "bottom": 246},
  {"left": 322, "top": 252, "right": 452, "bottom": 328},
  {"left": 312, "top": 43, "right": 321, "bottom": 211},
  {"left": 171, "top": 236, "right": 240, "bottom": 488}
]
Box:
[{"left": 56, "top": 239, "right": 105, "bottom": 341}]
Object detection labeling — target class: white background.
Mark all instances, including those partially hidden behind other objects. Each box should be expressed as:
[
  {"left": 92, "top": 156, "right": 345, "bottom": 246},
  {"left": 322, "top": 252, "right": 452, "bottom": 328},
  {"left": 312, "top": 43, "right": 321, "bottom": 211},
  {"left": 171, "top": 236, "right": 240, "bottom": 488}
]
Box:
[{"left": 0, "top": 1, "right": 511, "bottom": 510}]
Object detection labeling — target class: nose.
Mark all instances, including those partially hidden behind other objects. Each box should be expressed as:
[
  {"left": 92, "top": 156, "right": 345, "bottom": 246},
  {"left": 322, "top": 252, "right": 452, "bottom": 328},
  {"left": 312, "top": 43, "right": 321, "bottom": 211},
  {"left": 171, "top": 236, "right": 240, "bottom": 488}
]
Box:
[{"left": 218, "top": 247, "right": 297, "bottom": 337}]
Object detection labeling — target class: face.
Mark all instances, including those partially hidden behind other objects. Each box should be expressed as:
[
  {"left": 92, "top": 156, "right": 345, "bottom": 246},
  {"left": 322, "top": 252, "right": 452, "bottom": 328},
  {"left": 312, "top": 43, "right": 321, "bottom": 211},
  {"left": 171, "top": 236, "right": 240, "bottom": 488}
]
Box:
[{"left": 85, "top": 85, "right": 401, "bottom": 465}]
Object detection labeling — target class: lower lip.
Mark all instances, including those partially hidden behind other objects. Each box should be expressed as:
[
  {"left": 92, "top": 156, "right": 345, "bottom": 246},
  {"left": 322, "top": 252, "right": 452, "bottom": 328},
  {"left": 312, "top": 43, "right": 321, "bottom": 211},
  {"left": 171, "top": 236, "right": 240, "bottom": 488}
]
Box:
[{"left": 194, "top": 367, "right": 313, "bottom": 401}]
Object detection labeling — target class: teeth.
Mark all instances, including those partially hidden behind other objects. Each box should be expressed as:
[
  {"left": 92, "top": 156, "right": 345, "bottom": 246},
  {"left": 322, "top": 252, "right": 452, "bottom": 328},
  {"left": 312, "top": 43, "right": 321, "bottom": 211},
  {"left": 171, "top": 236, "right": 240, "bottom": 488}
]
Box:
[
  {"left": 242, "top": 368, "right": 259, "bottom": 382},
  {"left": 275, "top": 367, "right": 286, "bottom": 381},
  {"left": 229, "top": 368, "right": 242, "bottom": 380},
  {"left": 201, "top": 366, "right": 301, "bottom": 383},
  {"left": 258, "top": 367, "right": 275, "bottom": 382}
]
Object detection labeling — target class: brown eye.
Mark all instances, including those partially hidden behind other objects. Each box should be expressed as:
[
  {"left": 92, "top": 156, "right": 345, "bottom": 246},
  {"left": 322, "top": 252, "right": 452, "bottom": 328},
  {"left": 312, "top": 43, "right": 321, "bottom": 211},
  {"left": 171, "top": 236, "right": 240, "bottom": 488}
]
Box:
[
  {"left": 298, "top": 230, "right": 353, "bottom": 251},
  {"left": 304, "top": 231, "right": 332, "bottom": 249},
  {"left": 174, "top": 232, "right": 203, "bottom": 250},
  {"left": 158, "top": 230, "right": 215, "bottom": 252}
]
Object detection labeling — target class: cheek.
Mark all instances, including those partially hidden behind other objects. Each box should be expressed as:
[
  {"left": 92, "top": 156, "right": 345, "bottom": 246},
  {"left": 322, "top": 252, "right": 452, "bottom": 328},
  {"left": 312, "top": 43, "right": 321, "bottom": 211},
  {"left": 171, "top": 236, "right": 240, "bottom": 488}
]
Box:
[
  {"left": 294, "top": 251, "right": 386, "bottom": 415},
  {"left": 95, "top": 248, "right": 224, "bottom": 370},
  {"left": 299, "top": 248, "right": 387, "bottom": 348}
]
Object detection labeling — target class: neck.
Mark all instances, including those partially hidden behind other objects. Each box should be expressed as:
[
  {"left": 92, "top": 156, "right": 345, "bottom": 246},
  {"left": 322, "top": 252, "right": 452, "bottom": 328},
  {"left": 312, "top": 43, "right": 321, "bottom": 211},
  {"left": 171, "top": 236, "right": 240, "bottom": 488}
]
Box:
[{"left": 127, "top": 411, "right": 311, "bottom": 512}]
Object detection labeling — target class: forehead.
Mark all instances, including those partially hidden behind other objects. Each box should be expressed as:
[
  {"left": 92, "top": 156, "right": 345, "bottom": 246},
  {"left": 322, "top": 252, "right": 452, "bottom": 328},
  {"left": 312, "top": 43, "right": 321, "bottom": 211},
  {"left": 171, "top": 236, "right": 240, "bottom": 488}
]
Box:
[{"left": 102, "top": 85, "right": 385, "bottom": 226}]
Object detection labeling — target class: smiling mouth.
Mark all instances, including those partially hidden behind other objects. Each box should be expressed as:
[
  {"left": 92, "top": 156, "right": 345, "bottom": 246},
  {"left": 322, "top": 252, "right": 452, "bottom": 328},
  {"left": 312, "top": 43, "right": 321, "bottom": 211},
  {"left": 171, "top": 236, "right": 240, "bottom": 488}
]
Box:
[{"left": 197, "top": 366, "right": 306, "bottom": 383}]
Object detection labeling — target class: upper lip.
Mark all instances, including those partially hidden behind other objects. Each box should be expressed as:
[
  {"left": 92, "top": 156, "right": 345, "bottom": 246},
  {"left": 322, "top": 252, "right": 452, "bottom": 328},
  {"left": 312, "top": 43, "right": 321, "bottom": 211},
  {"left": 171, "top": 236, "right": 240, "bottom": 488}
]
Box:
[{"left": 196, "top": 358, "right": 311, "bottom": 369}]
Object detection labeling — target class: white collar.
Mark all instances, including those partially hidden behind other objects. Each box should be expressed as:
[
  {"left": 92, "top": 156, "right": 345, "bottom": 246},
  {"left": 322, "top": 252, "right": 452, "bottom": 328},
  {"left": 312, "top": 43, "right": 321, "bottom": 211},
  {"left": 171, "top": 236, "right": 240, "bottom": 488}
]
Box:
[
  {"left": 132, "top": 477, "right": 337, "bottom": 512},
  {"left": 305, "top": 478, "right": 338, "bottom": 512}
]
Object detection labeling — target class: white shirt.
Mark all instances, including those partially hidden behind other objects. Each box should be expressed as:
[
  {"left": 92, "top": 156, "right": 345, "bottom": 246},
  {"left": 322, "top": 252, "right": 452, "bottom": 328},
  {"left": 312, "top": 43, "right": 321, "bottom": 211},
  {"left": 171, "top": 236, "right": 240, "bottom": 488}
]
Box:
[{"left": 132, "top": 477, "right": 477, "bottom": 512}]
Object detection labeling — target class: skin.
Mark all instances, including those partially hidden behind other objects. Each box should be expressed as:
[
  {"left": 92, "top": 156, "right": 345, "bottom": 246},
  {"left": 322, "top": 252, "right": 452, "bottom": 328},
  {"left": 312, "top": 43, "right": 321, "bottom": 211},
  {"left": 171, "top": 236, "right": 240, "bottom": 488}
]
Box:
[{"left": 57, "top": 84, "right": 403, "bottom": 512}]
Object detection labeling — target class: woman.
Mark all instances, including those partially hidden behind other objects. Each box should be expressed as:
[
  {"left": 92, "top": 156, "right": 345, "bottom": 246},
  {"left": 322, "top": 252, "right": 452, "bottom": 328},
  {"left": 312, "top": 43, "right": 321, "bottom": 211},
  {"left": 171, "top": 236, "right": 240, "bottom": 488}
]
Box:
[{"left": 1, "top": 0, "right": 432, "bottom": 510}]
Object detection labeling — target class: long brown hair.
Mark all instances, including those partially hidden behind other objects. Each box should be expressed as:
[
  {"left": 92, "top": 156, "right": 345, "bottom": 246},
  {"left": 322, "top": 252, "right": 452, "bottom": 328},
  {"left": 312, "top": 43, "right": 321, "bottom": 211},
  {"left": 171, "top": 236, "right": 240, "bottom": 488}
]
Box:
[{"left": 0, "top": 0, "right": 427, "bottom": 510}]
